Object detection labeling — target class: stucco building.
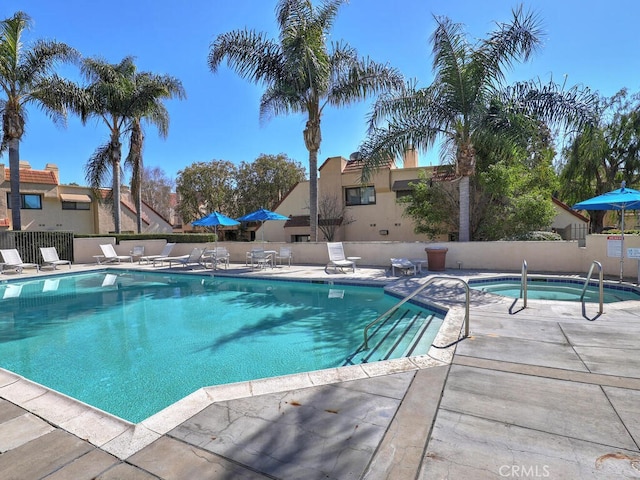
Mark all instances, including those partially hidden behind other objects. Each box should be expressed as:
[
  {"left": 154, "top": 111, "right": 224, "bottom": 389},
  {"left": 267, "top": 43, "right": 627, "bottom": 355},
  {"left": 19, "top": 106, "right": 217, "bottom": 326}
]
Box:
[
  {"left": 260, "top": 152, "right": 589, "bottom": 243},
  {"left": 261, "top": 151, "right": 455, "bottom": 243},
  {"left": 0, "top": 161, "right": 173, "bottom": 234}
]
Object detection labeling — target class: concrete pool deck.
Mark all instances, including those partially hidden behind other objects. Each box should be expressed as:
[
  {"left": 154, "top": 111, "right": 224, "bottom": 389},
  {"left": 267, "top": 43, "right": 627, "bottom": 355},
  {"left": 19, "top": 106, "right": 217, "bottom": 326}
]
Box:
[{"left": 1, "top": 262, "right": 639, "bottom": 479}]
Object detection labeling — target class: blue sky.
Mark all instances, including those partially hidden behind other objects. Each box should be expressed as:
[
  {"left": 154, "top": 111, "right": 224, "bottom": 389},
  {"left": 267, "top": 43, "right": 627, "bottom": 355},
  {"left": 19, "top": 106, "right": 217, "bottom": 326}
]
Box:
[{"left": 2, "top": 0, "right": 640, "bottom": 186}]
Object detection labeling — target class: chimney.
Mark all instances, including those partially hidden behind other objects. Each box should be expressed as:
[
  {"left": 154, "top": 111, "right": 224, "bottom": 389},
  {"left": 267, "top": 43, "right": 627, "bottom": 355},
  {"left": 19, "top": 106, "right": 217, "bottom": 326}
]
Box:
[
  {"left": 45, "top": 163, "right": 59, "bottom": 183},
  {"left": 403, "top": 149, "right": 418, "bottom": 168}
]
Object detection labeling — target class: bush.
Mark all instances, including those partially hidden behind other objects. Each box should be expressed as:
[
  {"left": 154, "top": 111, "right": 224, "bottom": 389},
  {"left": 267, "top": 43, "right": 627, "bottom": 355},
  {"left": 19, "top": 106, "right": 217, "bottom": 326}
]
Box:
[
  {"left": 75, "top": 233, "right": 218, "bottom": 243},
  {"left": 503, "top": 231, "right": 562, "bottom": 241}
]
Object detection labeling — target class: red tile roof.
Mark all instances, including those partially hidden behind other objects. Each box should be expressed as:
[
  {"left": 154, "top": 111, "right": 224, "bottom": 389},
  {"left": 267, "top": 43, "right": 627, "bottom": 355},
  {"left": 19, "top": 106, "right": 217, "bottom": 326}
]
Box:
[
  {"left": 5, "top": 169, "right": 57, "bottom": 185},
  {"left": 342, "top": 158, "right": 394, "bottom": 173}
]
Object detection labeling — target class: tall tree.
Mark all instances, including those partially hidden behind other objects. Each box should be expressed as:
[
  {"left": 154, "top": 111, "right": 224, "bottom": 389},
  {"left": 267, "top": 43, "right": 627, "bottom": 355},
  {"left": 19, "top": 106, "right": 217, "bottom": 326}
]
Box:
[
  {"left": 141, "top": 166, "right": 175, "bottom": 221},
  {"left": 235, "top": 153, "right": 306, "bottom": 214},
  {"left": 79, "top": 56, "right": 137, "bottom": 233},
  {"left": 125, "top": 72, "right": 185, "bottom": 233},
  {"left": 0, "top": 11, "right": 79, "bottom": 230},
  {"left": 560, "top": 88, "right": 640, "bottom": 232},
  {"left": 359, "top": 7, "right": 596, "bottom": 241},
  {"left": 176, "top": 160, "right": 238, "bottom": 223},
  {"left": 208, "top": 0, "right": 403, "bottom": 241}
]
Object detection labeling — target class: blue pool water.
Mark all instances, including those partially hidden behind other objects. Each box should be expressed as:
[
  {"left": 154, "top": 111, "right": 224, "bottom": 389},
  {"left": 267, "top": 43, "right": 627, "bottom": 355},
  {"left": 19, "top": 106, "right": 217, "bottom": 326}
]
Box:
[
  {"left": 0, "top": 271, "right": 442, "bottom": 422},
  {"left": 470, "top": 277, "right": 640, "bottom": 303}
]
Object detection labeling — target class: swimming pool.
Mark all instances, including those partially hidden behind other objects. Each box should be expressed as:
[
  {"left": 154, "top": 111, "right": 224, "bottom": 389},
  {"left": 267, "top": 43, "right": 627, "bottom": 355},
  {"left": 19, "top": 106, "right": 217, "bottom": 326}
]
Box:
[
  {"left": 0, "top": 270, "right": 443, "bottom": 423},
  {"left": 469, "top": 276, "right": 640, "bottom": 303}
]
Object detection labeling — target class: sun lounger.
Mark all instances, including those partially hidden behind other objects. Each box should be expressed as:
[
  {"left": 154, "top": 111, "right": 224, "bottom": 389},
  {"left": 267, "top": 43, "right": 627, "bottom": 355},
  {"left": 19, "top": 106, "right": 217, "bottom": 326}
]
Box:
[
  {"left": 163, "top": 247, "right": 205, "bottom": 269},
  {"left": 326, "top": 242, "right": 355, "bottom": 273},
  {"left": 0, "top": 249, "right": 39, "bottom": 274},
  {"left": 390, "top": 258, "right": 416, "bottom": 276},
  {"left": 40, "top": 247, "right": 71, "bottom": 269},
  {"left": 140, "top": 242, "right": 176, "bottom": 264},
  {"left": 99, "top": 244, "right": 133, "bottom": 264}
]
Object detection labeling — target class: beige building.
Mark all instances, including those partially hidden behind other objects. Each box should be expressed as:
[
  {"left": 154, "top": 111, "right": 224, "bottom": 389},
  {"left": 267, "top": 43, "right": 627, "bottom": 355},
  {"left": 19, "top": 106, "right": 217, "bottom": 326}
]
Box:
[
  {"left": 262, "top": 152, "right": 454, "bottom": 243},
  {"left": 261, "top": 153, "right": 588, "bottom": 243},
  {"left": 0, "top": 162, "right": 172, "bottom": 234}
]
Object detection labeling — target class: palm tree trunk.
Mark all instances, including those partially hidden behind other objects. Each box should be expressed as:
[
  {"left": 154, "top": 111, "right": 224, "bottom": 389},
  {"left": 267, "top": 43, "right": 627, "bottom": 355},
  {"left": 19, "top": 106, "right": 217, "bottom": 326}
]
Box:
[
  {"left": 459, "top": 175, "right": 470, "bottom": 242},
  {"left": 308, "top": 149, "right": 318, "bottom": 242},
  {"left": 457, "top": 142, "right": 475, "bottom": 242},
  {"left": 111, "top": 134, "right": 122, "bottom": 233},
  {"left": 304, "top": 117, "right": 321, "bottom": 242},
  {"left": 135, "top": 190, "right": 142, "bottom": 234},
  {"left": 8, "top": 137, "right": 21, "bottom": 230}
]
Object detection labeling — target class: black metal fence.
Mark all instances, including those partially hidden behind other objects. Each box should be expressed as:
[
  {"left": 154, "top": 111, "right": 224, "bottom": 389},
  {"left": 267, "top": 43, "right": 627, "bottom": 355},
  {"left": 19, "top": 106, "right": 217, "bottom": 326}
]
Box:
[
  {"left": 0, "top": 231, "right": 74, "bottom": 264},
  {"left": 558, "top": 224, "right": 587, "bottom": 241}
]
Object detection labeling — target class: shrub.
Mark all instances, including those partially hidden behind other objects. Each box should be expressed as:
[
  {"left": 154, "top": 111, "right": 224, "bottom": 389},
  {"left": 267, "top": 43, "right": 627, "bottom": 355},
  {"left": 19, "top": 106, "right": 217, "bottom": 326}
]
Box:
[{"left": 503, "top": 231, "right": 562, "bottom": 241}]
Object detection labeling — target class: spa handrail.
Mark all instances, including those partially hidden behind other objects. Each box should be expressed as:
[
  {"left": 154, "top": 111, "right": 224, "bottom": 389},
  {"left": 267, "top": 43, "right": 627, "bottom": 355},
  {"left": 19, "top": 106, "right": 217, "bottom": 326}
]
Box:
[
  {"left": 363, "top": 276, "right": 470, "bottom": 349},
  {"left": 520, "top": 260, "right": 528, "bottom": 308},
  {"left": 580, "top": 260, "right": 604, "bottom": 314}
]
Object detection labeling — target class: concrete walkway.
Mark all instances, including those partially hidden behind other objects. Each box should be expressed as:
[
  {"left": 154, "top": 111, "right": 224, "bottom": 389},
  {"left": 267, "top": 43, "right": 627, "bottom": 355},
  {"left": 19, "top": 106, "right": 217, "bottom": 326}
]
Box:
[{"left": 0, "top": 263, "right": 639, "bottom": 479}]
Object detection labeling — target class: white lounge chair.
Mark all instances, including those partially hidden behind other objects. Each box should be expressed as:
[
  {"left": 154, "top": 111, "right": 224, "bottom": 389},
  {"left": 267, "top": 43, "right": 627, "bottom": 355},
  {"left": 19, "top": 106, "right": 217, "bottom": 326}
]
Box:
[
  {"left": 40, "top": 247, "right": 72, "bottom": 269},
  {"left": 99, "top": 244, "right": 133, "bottom": 264},
  {"left": 326, "top": 242, "right": 355, "bottom": 273},
  {"left": 390, "top": 258, "right": 416, "bottom": 276},
  {"left": 140, "top": 242, "right": 176, "bottom": 264},
  {"left": 275, "top": 246, "right": 293, "bottom": 267},
  {"left": 0, "top": 248, "right": 39, "bottom": 274},
  {"left": 165, "top": 247, "right": 205, "bottom": 269}
]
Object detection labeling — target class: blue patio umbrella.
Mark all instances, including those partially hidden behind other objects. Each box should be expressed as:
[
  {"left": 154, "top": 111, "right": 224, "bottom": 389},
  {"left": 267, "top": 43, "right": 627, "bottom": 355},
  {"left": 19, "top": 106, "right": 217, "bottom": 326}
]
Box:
[
  {"left": 192, "top": 211, "right": 240, "bottom": 245},
  {"left": 573, "top": 181, "right": 640, "bottom": 281},
  {"left": 236, "top": 208, "right": 289, "bottom": 242}
]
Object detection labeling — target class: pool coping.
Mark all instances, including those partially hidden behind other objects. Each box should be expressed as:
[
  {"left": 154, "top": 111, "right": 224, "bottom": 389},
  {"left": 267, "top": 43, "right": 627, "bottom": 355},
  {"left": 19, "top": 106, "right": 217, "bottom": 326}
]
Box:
[{"left": 0, "top": 268, "right": 465, "bottom": 459}]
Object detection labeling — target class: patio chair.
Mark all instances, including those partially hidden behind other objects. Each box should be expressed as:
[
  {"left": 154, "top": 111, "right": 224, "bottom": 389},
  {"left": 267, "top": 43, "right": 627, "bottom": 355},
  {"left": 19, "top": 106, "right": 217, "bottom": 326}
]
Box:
[
  {"left": 0, "top": 248, "right": 40, "bottom": 274},
  {"left": 165, "top": 247, "right": 205, "bottom": 269},
  {"left": 251, "top": 249, "right": 273, "bottom": 269},
  {"left": 40, "top": 247, "right": 72, "bottom": 270},
  {"left": 275, "top": 246, "right": 293, "bottom": 267},
  {"left": 390, "top": 258, "right": 416, "bottom": 276},
  {"left": 212, "top": 246, "right": 230, "bottom": 269},
  {"left": 99, "top": 244, "right": 133, "bottom": 264},
  {"left": 245, "top": 247, "right": 264, "bottom": 266},
  {"left": 326, "top": 242, "right": 355, "bottom": 274},
  {"left": 130, "top": 245, "right": 145, "bottom": 262},
  {"left": 140, "top": 242, "right": 176, "bottom": 264}
]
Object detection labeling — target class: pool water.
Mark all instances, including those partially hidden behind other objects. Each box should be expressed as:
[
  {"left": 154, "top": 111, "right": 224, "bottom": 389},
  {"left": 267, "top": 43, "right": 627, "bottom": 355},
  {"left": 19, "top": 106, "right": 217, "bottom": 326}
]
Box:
[
  {"left": 0, "top": 271, "right": 442, "bottom": 422},
  {"left": 470, "top": 277, "right": 640, "bottom": 303}
]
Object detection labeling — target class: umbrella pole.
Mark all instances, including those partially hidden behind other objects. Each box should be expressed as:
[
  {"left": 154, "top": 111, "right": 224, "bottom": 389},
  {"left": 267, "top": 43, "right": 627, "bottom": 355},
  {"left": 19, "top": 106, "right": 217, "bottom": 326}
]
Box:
[{"left": 620, "top": 208, "right": 625, "bottom": 282}]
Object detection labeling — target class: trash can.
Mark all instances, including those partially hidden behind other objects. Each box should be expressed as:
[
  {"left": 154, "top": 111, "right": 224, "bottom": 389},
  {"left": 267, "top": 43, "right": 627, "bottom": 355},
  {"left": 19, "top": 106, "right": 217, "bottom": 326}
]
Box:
[{"left": 425, "top": 246, "right": 448, "bottom": 271}]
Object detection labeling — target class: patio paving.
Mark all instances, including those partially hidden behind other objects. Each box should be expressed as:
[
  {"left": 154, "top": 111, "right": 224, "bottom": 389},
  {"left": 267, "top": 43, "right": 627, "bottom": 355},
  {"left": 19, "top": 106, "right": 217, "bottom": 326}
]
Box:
[{"left": 0, "top": 262, "right": 639, "bottom": 479}]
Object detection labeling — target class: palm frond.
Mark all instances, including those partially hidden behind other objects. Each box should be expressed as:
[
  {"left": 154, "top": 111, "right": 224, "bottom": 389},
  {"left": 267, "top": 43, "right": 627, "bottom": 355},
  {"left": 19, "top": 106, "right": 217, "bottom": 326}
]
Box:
[
  {"left": 85, "top": 142, "right": 114, "bottom": 190},
  {"left": 328, "top": 41, "right": 404, "bottom": 107},
  {"left": 208, "top": 29, "right": 285, "bottom": 84}
]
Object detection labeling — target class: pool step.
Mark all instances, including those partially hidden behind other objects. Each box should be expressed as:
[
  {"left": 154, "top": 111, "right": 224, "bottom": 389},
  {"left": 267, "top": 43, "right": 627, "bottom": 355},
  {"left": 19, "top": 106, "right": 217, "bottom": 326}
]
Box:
[{"left": 343, "top": 309, "right": 437, "bottom": 365}]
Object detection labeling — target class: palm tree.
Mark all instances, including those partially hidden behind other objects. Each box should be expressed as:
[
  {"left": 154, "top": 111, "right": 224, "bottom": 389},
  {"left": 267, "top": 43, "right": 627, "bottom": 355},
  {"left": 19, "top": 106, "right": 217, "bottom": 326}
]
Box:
[
  {"left": 208, "top": 0, "right": 403, "bottom": 241},
  {"left": 0, "top": 11, "right": 79, "bottom": 230},
  {"left": 125, "top": 72, "right": 185, "bottom": 233},
  {"left": 359, "top": 7, "right": 596, "bottom": 241},
  {"left": 79, "top": 56, "right": 137, "bottom": 233}
]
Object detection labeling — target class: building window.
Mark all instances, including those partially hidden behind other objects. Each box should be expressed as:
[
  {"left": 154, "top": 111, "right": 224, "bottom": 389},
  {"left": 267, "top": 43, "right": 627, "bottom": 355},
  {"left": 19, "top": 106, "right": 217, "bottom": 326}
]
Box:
[
  {"left": 6, "top": 193, "right": 42, "bottom": 210},
  {"left": 396, "top": 190, "right": 413, "bottom": 200},
  {"left": 62, "top": 201, "right": 90, "bottom": 210},
  {"left": 292, "top": 234, "right": 310, "bottom": 242},
  {"left": 345, "top": 186, "right": 376, "bottom": 206}
]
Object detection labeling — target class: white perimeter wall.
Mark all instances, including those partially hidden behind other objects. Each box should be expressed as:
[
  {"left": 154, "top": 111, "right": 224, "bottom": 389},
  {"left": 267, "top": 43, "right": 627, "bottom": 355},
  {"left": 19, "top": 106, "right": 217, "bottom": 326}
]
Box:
[{"left": 73, "top": 235, "right": 640, "bottom": 281}]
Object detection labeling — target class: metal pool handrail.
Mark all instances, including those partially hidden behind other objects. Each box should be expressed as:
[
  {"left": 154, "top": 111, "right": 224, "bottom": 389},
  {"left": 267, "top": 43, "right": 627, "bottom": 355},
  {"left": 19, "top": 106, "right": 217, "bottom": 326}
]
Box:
[
  {"left": 363, "top": 276, "right": 470, "bottom": 349},
  {"left": 519, "top": 260, "right": 528, "bottom": 309},
  {"left": 580, "top": 260, "right": 604, "bottom": 314}
]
